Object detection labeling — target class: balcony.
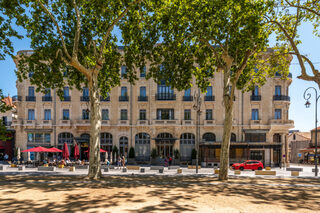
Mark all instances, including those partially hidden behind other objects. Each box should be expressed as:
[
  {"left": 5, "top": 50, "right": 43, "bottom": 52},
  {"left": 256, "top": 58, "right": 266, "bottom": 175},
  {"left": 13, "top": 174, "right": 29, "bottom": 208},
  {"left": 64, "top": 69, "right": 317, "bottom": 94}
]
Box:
[
  {"left": 42, "top": 120, "right": 52, "bottom": 126},
  {"left": 119, "top": 120, "right": 129, "bottom": 125},
  {"left": 155, "top": 93, "right": 176, "bottom": 101},
  {"left": 250, "top": 120, "right": 262, "bottom": 126},
  {"left": 152, "top": 120, "right": 177, "bottom": 125},
  {"left": 62, "top": 96, "right": 71, "bottom": 101},
  {"left": 25, "top": 120, "right": 36, "bottom": 126},
  {"left": 42, "top": 96, "right": 52, "bottom": 101},
  {"left": 182, "top": 120, "right": 194, "bottom": 125},
  {"left": 59, "top": 119, "right": 71, "bottom": 126},
  {"left": 12, "top": 96, "right": 22, "bottom": 102},
  {"left": 26, "top": 96, "right": 36, "bottom": 102},
  {"left": 273, "top": 95, "right": 290, "bottom": 101},
  {"left": 183, "top": 96, "right": 193, "bottom": 101},
  {"left": 76, "top": 119, "right": 90, "bottom": 125},
  {"left": 269, "top": 119, "right": 294, "bottom": 126},
  {"left": 275, "top": 72, "right": 292, "bottom": 78},
  {"left": 80, "top": 96, "right": 90, "bottom": 102},
  {"left": 138, "top": 96, "right": 148, "bottom": 102},
  {"left": 204, "top": 96, "right": 215, "bottom": 101},
  {"left": 101, "top": 120, "right": 110, "bottom": 126},
  {"left": 250, "top": 95, "right": 261, "bottom": 101},
  {"left": 204, "top": 120, "right": 216, "bottom": 125},
  {"left": 119, "top": 96, "right": 129, "bottom": 102},
  {"left": 137, "top": 120, "right": 149, "bottom": 125},
  {"left": 100, "top": 96, "right": 110, "bottom": 102}
]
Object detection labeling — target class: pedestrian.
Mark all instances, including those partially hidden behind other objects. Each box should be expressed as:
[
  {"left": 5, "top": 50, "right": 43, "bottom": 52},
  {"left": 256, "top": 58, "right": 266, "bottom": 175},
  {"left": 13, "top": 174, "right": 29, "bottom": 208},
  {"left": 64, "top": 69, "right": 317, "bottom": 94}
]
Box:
[
  {"left": 122, "top": 155, "right": 125, "bottom": 168},
  {"left": 169, "top": 156, "right": 172, "bottom": 166},
  {"left": 117, "top": 156, "right": 121, "bottom": 169},
  {"left": 4, "top": 153, "right": 8, "bottom": 161},
  {"left": 164, "top": 157, "right": 168, "bottom": 167}
]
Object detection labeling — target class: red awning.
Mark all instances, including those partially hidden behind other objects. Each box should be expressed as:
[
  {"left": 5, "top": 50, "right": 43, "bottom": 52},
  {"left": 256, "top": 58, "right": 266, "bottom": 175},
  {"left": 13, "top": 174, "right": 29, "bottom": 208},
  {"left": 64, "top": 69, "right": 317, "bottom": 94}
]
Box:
[
  {"left": 48, "top": 147, "right": 62, "bottom": 152},
  {"left": 85, "top": 148, "right": 107, "bottom": 153},
  {"left": 21, "top": 147, "right": 52, "bottom": 152}
]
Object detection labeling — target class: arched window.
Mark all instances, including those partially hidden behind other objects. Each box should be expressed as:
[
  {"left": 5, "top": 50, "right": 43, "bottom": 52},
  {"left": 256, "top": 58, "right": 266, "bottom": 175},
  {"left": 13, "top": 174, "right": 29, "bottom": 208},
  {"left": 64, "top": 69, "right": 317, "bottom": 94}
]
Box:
[
  {"left": 231, "top": 133, "right": 236, "bottom": 142},
  {"left": 135, "top": 133, "right": 150, "bottom": 160},
  {"left": 119, "top": 136, "right": 128, "bottom": 157},
  {"left": 180, "top": 133, "right": 195, "bottom": 161},
  {"left": 100, "top": 133, "right": 112, "bottom": 153},
  {"left": 58, "top": 132, "right": 74, "bottom": 144},
  {"left": 202, "top": 133, "right": 216, "bottom": 142}
]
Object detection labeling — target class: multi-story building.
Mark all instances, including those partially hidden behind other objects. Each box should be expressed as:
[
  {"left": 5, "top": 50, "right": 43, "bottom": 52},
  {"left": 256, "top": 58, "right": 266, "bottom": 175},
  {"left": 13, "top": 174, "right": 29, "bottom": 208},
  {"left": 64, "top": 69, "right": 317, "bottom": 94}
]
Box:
[
  {"left": 288, "top": 131, "right": 311, "bottom": 163},
  {"left": 0, "top": 96, "right": 16, "bottom": 160},
  {"left": 12, "top": 50, "right": 294, "bottom": 166}
]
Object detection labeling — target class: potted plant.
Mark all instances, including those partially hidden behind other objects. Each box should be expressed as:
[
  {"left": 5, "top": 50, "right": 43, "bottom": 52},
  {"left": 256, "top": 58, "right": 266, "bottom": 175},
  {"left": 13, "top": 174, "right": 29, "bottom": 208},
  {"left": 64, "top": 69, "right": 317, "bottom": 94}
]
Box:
[
  {"left": 191, "top": 148, "right": 197, "bottom": 165},
  {"left": 127, "top": 147, "right": 136, "bottom": 165},
  {"left": 173, "top": 149, "right": 180, "bottom": 165},
  {"left": 150, "top": 148, "right": 159, "bottom": 165}
]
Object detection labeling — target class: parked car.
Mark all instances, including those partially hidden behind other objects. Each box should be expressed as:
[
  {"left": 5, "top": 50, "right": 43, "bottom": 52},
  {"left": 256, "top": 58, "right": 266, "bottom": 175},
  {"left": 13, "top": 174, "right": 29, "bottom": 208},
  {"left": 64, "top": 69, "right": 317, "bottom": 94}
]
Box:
[{"left": 231, "top": 160, "right": 264, "bottom": 171}]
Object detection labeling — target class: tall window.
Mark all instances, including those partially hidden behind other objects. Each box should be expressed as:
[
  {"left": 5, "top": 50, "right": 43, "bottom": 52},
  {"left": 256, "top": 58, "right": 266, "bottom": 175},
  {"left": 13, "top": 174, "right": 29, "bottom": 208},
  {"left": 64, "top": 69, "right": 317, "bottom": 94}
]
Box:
[
  {"left": 203, "top": 133, "right": 216, "bottom": 142},
  {"left": 44, "top": 88, "right": 51, "bottom": 97},
  {"left": 140, "top": 87, "right": 146, "bottom": 97},
  {"left": 120, "top": 109, "right": 128, "bottom": 120},
  {"left": 157, "top": 80, "right": 173, "bottom": 94},
  {"left": 206, "top": 86, "right": 212, "bottom": 96},
  {"left": 206, "top": 109, "right": 213, "bottom": 120},
  {"left": 140, "top": 66, "right": 146, "bottom": 78},
  {"left": 83, "top": 87, "right": 89, "bottom": 97},
  {"left": 102, "top": 109, "right": 109, "bottom": 120},
  {"left": 58, "top": 132, "right": 73, "bottom": 144},
  {"left": 63, "top": 87, "right": 69, "bottom": 96},
  {"left": 253, "top": 86, "right": 259, "bottom": 96},
  {"left": 251, "top": 109, "right": 259, "bottom": 120},
  {"left": 28, "top": 133, "right": 50, "bottom": 143},
  {"left": 121, "top": 65, "right": 127, "bottom": 78},
  {"left": 63, "top": 109, "right": 70, "bottom": 120},
  {"left": 135, "top": 133, "right": 150, "bottom": 160},
  {"left": 275, "top": 86, "right": 281, "bottom": 96},
  {"left": 28, "top": 109, "right": 35, "bottom": 120},
  {"left": 184, "top": 109, "right": 191, "bottom": 120},
  {"left": 184, "top": 88, "right": 191, "bottom": 96},
  {"left": 101, "top": 133, "right": 113, "bottom": 153},
  {"left": 139, "top": 109, "right": 146, "bottom": 120},
  {"left": 275, "top": 109, "right": 282, "bottom": 119},
  {"left": 82, "top": 109, "right": 90, "bottom": 120},
  {"left": 180, "top": 133, "right": 195, "bottom": 161},
  {"left": 28, "top": 86, "right": 35, "bottom": 96},
  {"left": 119, "top": 136, "right": 128, "bottom": 156},
  {"left": 231, "top": 133, "right": 236, "bottom": 142},
  {"left": 44, "top": 109, "right": 51, "bottom": 120},
  {"left": 121, "top": 87, "right": 128, "bottom": 96},
  {"left": 157, "top": 109, "right": 174, "bottom": 120}
]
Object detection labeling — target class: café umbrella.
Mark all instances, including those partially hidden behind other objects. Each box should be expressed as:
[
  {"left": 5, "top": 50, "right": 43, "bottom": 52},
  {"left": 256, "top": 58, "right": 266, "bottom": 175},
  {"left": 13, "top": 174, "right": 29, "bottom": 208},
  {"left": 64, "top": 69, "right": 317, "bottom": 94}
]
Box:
[
  {"left": 85, "top": 148, "right": 107, "bottom": 159},
  {"left": 74, "top": 144, "right": 80, "bottom": 160},
  {"left": 48, "top": 147, "right": 62, "bottom": 152},
  {"left": 62, "top": 142, "right": 69, "bottom": 160},
  {"left": 21, "top": 146, "right": 52, "bottom": 153}
]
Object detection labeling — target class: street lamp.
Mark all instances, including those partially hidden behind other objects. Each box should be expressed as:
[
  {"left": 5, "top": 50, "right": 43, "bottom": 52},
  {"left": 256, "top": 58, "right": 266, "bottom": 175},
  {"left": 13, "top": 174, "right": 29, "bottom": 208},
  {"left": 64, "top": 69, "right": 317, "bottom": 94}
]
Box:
[
  {"left": 193, "top": 88, "right": 201, "bottom": 174},
  {"left": 303, "top": 87, "right": 319, "bottom": 176}
]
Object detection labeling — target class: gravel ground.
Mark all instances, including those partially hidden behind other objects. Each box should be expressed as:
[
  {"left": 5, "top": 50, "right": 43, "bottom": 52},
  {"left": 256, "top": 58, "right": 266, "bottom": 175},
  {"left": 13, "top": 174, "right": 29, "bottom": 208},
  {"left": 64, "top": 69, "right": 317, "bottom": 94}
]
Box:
[{"left": 0, "top": 173, "right": 320, "bottom": 213}]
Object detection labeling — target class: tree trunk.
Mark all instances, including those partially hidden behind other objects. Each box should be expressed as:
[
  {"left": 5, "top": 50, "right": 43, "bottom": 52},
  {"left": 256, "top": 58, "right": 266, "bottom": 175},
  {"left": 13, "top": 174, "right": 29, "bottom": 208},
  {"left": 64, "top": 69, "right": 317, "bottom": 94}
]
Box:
[
  {"left": 88, "top": 73, "right": 102, "bottom": 179},
  {"left": 219, "top": 65, "right": 234, "bottom": 181}
]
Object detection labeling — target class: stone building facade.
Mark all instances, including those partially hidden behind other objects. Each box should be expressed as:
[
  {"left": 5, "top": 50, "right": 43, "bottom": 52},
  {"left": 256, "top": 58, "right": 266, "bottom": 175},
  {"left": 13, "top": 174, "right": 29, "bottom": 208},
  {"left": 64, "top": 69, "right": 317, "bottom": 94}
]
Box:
[
  {"left": 288, "top": 131, "right": 311, "bottom": 163},
  {"left": 12, "top": 50, "right": 294, "bottom": 167}
]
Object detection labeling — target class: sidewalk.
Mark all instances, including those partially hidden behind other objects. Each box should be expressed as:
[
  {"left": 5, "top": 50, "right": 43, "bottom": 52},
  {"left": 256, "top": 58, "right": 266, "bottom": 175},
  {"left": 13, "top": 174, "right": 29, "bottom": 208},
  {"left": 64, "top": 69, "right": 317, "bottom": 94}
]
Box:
[{"left": 1, "top": 164, "right": 319, "bottom": 179}]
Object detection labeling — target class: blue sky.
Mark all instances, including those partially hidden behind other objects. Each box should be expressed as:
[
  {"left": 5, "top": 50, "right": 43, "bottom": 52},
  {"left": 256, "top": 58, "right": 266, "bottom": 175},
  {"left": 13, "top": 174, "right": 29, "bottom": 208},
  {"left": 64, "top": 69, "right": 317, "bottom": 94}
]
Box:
[{"left": 0, "top": 22, "right": 319, "bottom": 132}]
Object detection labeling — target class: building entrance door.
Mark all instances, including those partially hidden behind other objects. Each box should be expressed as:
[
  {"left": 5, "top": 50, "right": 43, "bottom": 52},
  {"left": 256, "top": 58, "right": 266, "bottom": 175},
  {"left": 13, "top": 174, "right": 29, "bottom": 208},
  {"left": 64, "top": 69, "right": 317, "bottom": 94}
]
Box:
[
  {"left": 157, "top": 141, "right": 173, "bottom": 158},
  {"left": 250, "top": 150, "right": 264, "bottom": 165}
]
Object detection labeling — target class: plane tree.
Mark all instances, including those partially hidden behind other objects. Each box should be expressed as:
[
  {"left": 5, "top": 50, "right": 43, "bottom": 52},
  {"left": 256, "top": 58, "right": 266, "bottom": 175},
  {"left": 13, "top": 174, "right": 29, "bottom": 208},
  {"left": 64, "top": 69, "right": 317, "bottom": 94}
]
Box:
[
  {"left": 0, "top": 0, "right": 158, "bottom": 179},
  {"left": 146, "top": 0, "right": 290, "bottom": 180}
]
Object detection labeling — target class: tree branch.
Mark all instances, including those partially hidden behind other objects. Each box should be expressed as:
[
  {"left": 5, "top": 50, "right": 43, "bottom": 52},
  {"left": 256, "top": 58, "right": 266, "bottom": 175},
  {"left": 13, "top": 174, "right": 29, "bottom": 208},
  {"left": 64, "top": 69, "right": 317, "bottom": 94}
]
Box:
[
  {"left": 292, "top": 0, "right": 301, "bottom": 40},
  {"left": 285, "top": 0, "right": 320, "bottom": 17},
  {"left": 233, "top": 47, "right": 256, "bottom": 84},
  {"left": 72, "top": 0, "right": 81, "bottom": 59},
  {"left": 36, "top": 0, "right": 71, "bottom": 60},
  {"left": 288, "top": 51, "right": 319, "bottom": 77},
  {"left": 98, "top": 0, "right": 143, "bottom": 65}
]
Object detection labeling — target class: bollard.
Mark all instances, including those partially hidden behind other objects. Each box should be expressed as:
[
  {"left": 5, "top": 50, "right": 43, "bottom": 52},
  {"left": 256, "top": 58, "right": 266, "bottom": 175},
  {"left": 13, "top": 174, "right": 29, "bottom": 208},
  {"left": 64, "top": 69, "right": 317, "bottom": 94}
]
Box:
[
  {"left": 69, "top": 166, "right": 76, "bottom": 172},
  {"left": 122, "top": 167, "right": 127, "bottom": 173},
  {"left": 265, "top": 167, "right": 271, "bottom": 171},
  {"left": 177, "top": 168, "right": 182, "bottom": 174},
  {"left": 18, "top": 166, "right": 25, "bottom": 171},
  {"left": 291, "top": 171, "right": 299, "bottom": 176},
  {"left": 214, "top": 169, "right": 219, "bottom": 175},
  {"left": 159, "top": 168, "right": 164, "bottom": 173},
  {"left": 140, "top": 168, "right": 145, "bottom": 173},
  {"left": 104, "top": 168, "right": 109, "bottom": 172},
  {"left": 234, "top": 170, "right": 240, "bottom": 175}
]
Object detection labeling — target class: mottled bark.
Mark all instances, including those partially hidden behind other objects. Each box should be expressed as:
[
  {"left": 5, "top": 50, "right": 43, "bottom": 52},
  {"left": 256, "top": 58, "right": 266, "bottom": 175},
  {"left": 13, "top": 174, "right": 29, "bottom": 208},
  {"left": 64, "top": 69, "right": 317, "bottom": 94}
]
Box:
[{"left": 88, "top": 73, "right": 102, "bottom": 179}]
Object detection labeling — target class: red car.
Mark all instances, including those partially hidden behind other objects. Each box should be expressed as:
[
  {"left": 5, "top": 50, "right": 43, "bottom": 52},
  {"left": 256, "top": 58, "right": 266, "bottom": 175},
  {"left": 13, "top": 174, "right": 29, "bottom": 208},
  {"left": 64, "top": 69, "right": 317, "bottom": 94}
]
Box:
[{"left": 232, "top": 160, "right": 264, "bottom": 171}]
